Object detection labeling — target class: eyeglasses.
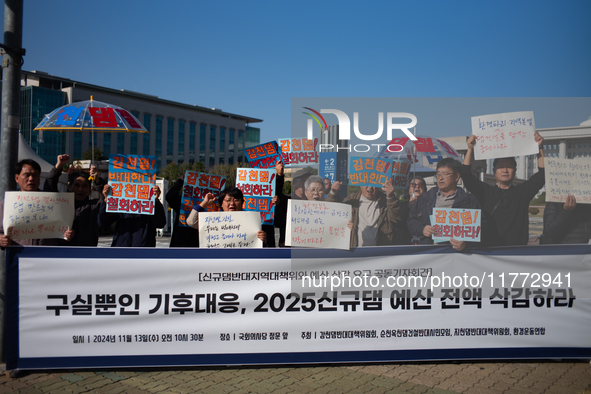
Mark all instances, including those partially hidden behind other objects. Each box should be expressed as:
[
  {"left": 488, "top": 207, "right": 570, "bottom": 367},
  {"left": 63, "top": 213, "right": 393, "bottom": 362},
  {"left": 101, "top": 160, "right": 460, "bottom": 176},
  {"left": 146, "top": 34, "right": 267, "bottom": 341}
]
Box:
[
  {"left": 409, "top": 182, "right": 424, "bottom": 188},
  {"left": 223, "top": 198, "right": 242, "bottom": 204},
  {"left": 307, "top": 188, "right": 324, "bottom": 194},
  {"left": 435, "top": 172, "right": 455, "bottom": 179}
]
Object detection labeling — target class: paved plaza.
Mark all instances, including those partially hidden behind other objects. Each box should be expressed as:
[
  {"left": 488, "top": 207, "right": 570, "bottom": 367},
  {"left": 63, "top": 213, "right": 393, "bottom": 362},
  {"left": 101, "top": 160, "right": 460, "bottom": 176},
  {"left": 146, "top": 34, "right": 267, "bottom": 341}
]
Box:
[{"left": 1, "top": 360, "right": 590, "bottom": 393}]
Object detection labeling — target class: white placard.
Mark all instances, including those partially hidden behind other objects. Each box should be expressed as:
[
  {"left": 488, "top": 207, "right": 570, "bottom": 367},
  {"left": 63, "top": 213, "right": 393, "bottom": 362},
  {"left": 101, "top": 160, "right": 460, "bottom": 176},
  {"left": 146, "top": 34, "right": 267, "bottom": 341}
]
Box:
[
  {"left": 2, "top": 192, "right": 74, "bottom": 239},
  {"left": 545, "top": 158, "right": 591, "bottom": 204},
  {"left": 471, "top": 111, "right": 538, "bottom": 160},
  {"left": 286, "top": 199, "right": 352, "bottom": 249},
  {"left": 198, "top": 211, "right": 263, "bottom": 248}
]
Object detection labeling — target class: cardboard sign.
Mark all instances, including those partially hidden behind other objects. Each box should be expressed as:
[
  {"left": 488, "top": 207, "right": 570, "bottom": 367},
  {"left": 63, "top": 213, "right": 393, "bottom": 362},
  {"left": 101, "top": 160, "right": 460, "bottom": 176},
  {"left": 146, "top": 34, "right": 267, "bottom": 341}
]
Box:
[
  {"left": 179, "top": 172, "right": 227, "bottom": 227},
  {"left": 236, "top": 168, "right": 276, "bottom": 225},
  {"left": 286, "top": 200, "right": 351, "bottom": 249},
  {"left": 471, "top": 111, "right": 538, "bottom": 160},
  {"left": 198, "top": 211, "right": 262, "bottom": 248},
  {"left": 278, "top": 137, "right": 319, "bottom": 167},
  {"left": 545, "top": 158, "right": 591, "bottom": 204},
  {"left": 107, "top": 154, "right": 157, "bottom": 215},
  {"left": 430, "top": 208, "right": 481, "bottom": 243},
  {"left": 243, "top": 141, "right": 283, "bottom": 169},
  {"left": 2, "top": 192, "right": 74, "bottom": 239},
  {"left": 349, "top": 156, "right": 393, "bottom": 187}
]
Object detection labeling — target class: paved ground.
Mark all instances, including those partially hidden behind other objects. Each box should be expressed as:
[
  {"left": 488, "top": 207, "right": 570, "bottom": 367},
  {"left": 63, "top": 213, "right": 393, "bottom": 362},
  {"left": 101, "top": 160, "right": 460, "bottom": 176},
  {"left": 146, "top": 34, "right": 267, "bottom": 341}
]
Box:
[
  {"left": 6, "top": 213, "right": 588, "bottom": 394},
  {"left": 1, "top": 360, "right": 590, "bottom": 393}
]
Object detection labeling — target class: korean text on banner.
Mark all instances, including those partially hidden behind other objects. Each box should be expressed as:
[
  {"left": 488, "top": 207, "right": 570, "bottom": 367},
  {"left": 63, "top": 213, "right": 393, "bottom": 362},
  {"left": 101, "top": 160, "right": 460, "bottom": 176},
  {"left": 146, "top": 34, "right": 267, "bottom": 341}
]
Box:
[
  {"left": 244, "top": 141, "right": 283, "bottom": 169},
  {"left": 430, "top": 208, "right": 481, "bottom": 242},
  {"left": 349, "top": 156, "right": 393, "bottom": 188},
  {"left": 180, "top": 172, "right": 227, "bottom": 227},
  {"left": 236, "top": 168, "right": 276, "bottom": 225},
  {"left": 107, "top": 154, "right": 157, "bottom": 215},
  {"left": 545, "top": 158, "right": 591, "bottom": 204},
  {"left": 278, "top": 137, "right": 318, "bottom": 167},
  {"left": 391, "top": 159, "right": 412, "bottom": 190},
  {"left": 471, "top": 111, "right": 538, "bottom": 160},
  {"left": 319, "top": 152, "right": 337, "bottom": 183},
  {"left": 2, "top": 192, "right": 74, "bottom": 239},
  {"left": 286, "top": 200, "right": 351, "bottom": 249},
  {"left": 198, "top": 211, "right": 263, "bottom": 248}
]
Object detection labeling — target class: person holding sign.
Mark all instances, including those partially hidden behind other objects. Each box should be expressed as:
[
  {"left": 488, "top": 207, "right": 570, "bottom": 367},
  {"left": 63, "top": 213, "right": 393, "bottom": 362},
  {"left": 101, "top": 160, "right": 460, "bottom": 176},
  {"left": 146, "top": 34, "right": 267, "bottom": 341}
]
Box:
[
  {"left": 541, "top": 196, "right": 591, "bottom": 244},
  {"left": 186, "top": 187, "right": 267, "bottom": 244},
  {"left": 461, "top": 132, "right": 545, "bottom": 246},
  {"left": 326, "top": 181, "right": 403, "bottom": 248},
  {"left": 407, "top": 158, "right": 480, "bottom": 251},
  {"left": 0, "top": 159, "right": 73, "bottom": 247},
  {"left": 98, "top": 184, "right": 166, "bottom": 247}
]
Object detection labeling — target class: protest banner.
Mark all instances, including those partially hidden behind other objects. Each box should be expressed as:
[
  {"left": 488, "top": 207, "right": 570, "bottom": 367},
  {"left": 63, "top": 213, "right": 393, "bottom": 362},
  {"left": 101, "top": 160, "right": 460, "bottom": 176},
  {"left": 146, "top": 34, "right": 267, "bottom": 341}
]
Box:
[
  {"left": 107, "top": 154, "right": 157, "bottom": 215},
  {"left": 278, "top": 137, "right": 319, "bottom": 167},
  {"left": 243, "top": 141, "right": 283, "bottom": 169},
  {"left": 545, "top": 158, "right": 591, "bottom": 204},
  {"left": 349, "top": 156, "right": 393, "bottom": 188},
  {"left": 198, "top": 211, "right": 263, "bottom": 248},
  {"left": 2, "top": 192, "right": 74, "bottom": 239},
  {"left": 236, "top": 168, "right": 276, "bottom": 225},
  {"left": 319, "top": 152, "right": 337, "bottom": 184},
  {"left": 179, "top": 172, "right": 227, "bottom": 226},
  {"left": 430, "top": 208, "right": 481, "bottom": 243},
  {"left": 6, "top": 244, "right": 591, "bottom": 370},
  {"left": 391, "top": 159, "right": 412, "bottom": 190},
  {"left": 286, "top": 200, "right": 351, "bottom": 249},
  {"left": 471, "top": 111, "right": 538, "bottom": 160}
]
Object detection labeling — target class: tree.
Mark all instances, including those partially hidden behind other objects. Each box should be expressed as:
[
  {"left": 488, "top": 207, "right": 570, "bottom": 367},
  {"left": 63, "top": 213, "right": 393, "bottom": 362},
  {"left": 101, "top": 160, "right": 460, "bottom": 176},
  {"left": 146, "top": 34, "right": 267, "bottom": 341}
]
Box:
[
  {"left": 159, "top": 161, "right": 206, "bottom": 184},
  {"left": 81, "top": 147, "right": 105, "bottom": 161}
]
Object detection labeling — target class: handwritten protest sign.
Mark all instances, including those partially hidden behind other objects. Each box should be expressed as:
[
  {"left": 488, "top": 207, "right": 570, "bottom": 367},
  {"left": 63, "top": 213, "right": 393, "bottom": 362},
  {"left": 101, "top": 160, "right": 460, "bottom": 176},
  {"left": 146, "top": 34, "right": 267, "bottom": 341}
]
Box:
[
  {"left": 391, "top": 159, "right": 412, "bottom": 190},
  {"left": 349, "top": 156, "right": 392, "bottom": 188},
  {"left": 471, "top": 111, "right": 538, "bottom": 160},
  {"left": 286, "top": 200, "right": 351, "bottom": 249},
  {"left": 107, "top": 154, "right": 157, "bottom": 215},
  {"left": 319, "top": 152, "right": 337, "bottom": 183},
  {"left": 179, "top": 172, "right": 227, "bottom": 226},
  {"left": 430, "top": 208, "right": 481, "bottom": 243},
  {"left": 2, "top": 192, "right": 74, "bottom": 239},
  {"left": 236, "top": 168, "right": 276, "bottom": 225},
  {"left": 278, "top": 137, "right": 318, "bottom": 167},
  {"left": 545, "top": 158, "right": 591, "bottom": 204},
  {"left": 198, "top": 211, "right": 262, "bottom": 248},
  {"left": 243, "top": 141, "right": 282, "bottom": 169}
]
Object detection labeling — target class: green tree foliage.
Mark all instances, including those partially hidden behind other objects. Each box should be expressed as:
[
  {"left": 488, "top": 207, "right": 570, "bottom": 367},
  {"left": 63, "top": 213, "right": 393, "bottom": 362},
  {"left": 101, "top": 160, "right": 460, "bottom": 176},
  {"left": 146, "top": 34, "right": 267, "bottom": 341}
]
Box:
[
  {"left": 160, "top": 161, "right": 206, "bottom": 184},
  {"left": 81, "top": 147, "right": 106, "bottom": 161},
  {"left": 530, "top": 192, "right": 546, "bottom": 206}
]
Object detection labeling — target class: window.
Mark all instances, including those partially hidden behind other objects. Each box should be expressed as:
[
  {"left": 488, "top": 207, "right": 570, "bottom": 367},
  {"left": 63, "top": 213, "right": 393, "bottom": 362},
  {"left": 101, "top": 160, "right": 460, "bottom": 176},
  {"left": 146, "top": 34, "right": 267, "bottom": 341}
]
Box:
[
  {"left": 117, "top": 133, "right": 125, "bottom": 153},
  {"left": 199, "top": 124, "right": 206, "bottom": 164},
  {"left": 155, "top": 116, "right": 163, "bottom": 169},
  {"left": 210, "top": 125, "right": 216, "bottom": 167},
  {"left": 73, "top": 132, "right": 82, "bottom": 159},
  {"left": 220, "top": 127, "right": 226, "bottom": 164},
  {"left": 143, "top": 114, "right": 151, "bottom": 156},
  {"left": 189, "top": 122, "right": 196, "bottom": 163},
  {"left": 178, "top": 120, "right": 185, "bottom": 163},
  {"left": 229, "top": 129, "right": 235, "bottom": 165},
  {"left": 167, "top": 118, "right": 174, "bottom": 165}
]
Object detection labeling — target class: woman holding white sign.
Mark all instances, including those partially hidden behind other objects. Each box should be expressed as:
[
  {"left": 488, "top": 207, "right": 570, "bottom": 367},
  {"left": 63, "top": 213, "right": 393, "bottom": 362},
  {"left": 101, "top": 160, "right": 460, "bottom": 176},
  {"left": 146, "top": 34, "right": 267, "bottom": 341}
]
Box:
[{"left": 186, "top": 187, "right": 268, "bottom": 244}]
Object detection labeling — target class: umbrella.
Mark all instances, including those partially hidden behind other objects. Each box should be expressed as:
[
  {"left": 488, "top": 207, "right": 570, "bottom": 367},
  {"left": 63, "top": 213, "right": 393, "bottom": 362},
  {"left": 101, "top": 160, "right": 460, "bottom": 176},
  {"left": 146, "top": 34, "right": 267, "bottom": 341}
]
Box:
[{"left": 34, "top": 96, "right": 147, "bottom": 162}]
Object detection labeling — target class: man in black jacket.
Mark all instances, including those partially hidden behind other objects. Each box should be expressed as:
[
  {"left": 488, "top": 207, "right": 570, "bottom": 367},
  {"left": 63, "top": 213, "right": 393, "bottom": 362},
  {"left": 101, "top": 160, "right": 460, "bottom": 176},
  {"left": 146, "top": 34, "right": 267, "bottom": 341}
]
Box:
[
  {"left": 407, "top": 158, "right": 480, "bottom": 251},
  {"left": 460, "top": 132, "right": 545, "bottom": 246},
  {"left": 542, "top": 196, "right": 591, "bottom": 244}
]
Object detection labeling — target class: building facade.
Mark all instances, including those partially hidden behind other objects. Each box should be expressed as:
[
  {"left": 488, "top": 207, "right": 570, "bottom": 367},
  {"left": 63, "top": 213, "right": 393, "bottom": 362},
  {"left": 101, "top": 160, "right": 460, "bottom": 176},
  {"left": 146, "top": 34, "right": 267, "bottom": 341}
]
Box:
[{"left": 19, "top": 70, "right": 263, "bottom": 169}]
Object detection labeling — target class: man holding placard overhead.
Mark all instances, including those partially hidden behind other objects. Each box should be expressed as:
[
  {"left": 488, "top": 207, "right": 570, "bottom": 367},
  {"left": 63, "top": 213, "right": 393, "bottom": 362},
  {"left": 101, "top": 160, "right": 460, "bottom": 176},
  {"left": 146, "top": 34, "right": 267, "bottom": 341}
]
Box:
[{"left": 461, "top": 132, "right": 545, "bottom": 246}]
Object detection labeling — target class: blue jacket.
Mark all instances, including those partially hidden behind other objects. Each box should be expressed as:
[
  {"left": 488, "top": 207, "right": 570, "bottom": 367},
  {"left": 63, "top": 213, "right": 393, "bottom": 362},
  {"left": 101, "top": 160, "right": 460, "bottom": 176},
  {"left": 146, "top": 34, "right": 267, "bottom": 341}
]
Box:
[
  {"left": 407, "top": 187, "right": 480, "bottom": 245},
  {"left": 98, "top": 198, "right": 166, "bottom": 247}
]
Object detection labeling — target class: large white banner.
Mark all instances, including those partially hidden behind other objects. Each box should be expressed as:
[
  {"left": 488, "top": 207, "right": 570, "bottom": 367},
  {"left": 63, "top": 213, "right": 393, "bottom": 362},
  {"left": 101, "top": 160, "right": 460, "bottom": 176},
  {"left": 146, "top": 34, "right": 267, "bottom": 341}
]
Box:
[
  {"left": 8, "top": 245, "right": 591, "bottom": 369},
  {"left": 545, "top": 158, "right": 591, "bottom": 204},
  {"left": 2, "top": 192, "right": 74, "bottom": 239},
  {"left": 198, "top": 211, "right": 263, "bottom": 248},
  {"left": 471, "top": 111, "right": 539, "bottom": 160}
]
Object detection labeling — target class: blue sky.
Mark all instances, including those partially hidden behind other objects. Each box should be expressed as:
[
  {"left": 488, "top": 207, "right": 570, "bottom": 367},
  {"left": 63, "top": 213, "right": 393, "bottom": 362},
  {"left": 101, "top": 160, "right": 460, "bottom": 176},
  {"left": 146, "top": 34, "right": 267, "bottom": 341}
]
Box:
[{"left": 10, "top": 0, "right": 591, "bottom": 143}]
